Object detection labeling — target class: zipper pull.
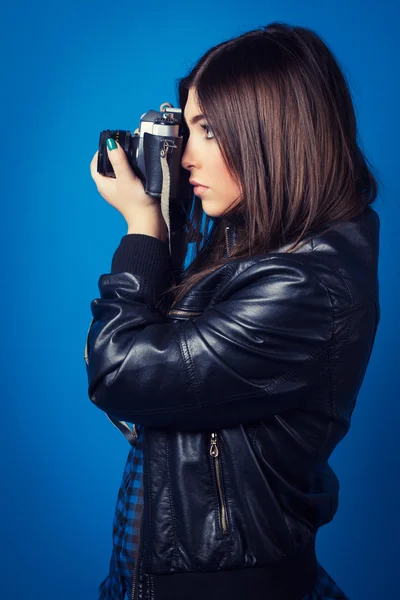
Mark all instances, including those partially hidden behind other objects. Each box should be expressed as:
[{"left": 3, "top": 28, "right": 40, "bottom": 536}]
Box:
[{"left": 210, "top": 432, "right": 219, "bottom": 457}]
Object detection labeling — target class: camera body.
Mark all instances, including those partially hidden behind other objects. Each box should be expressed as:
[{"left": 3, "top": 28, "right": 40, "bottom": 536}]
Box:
[
  {"left": 97, "top": 102, "right": 193, "bottom": 277},
  {"left": 97, "top": 103, "right": 186, "bottom": 201}
]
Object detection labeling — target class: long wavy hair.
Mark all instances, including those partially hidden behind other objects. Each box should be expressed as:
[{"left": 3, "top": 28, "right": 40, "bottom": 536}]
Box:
[{"left": 164, "top": 22, "right": 379, "bottom": 308}]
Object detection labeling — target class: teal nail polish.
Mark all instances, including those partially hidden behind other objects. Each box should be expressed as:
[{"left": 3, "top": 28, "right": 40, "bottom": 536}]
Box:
[{"left": 106, "top": 138, "right": 117, "bottom": 150}]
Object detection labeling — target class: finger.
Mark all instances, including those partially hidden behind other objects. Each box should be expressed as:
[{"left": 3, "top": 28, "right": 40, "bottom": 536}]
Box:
[
  {"left": 106, "top": 139, "right": 136, "bottom": 181},
  {"left": 90, "top": 150, "right": 115, "bottom": 194},
  {"left": 90, "top": 151, "right": 114, "bottom": 185},
  {"left": 90, "top": 151, "right": 99, "bottom": 179}
]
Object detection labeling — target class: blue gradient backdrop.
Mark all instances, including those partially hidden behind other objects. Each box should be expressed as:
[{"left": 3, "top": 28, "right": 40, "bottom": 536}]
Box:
[{"left": 2, "top": 1, "right": 398, "bottom": 598}]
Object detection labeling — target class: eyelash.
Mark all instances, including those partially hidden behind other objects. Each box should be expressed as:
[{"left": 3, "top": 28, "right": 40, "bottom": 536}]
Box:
[{"left": 200, "top": 123, "right": 215, "bottom": 140}]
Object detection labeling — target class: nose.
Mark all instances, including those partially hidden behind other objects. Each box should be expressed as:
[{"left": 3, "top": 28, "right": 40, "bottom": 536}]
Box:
[{"left": 181, "top": 139, "right": 197, "bottom": 171}]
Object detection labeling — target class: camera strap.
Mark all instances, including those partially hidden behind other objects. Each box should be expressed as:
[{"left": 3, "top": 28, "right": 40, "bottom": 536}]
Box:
[
  {"left": 105, "top": 415, "right": 139, "bottom": 446},
  {"left": 159, "top": 142, "right": 172, "bottom": 257},
  {"left": 159, "top": 140, "right": 189, "bottom": 277}
]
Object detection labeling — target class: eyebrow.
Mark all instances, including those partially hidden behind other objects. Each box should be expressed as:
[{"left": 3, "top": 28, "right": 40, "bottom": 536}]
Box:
[{"left": 183, "top": 113, "right": 206, "bottom": 126}]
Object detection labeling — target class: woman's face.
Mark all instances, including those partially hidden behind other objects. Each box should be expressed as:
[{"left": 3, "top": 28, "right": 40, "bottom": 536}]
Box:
[{"left": 181, "top": 87, "right": 242, "bottom": 218}]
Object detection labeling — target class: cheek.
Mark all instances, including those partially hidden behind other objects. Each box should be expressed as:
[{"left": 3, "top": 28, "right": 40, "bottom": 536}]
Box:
[
  {"left": 211, "top": 155, "right": 231, "bottom": 187},
  {"left": 220, "top": 167, "right": 240, "bottom": 198},
  {"left": 207, "top": 147, "right": 241, "bottom": 197}
]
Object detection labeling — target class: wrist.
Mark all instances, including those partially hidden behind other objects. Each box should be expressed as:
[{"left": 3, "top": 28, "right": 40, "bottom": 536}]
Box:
[{"left": 126, "top": 206, "right": 168, "bottom": 242}]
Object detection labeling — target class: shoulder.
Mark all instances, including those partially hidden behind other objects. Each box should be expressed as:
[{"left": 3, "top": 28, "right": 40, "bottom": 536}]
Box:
[
  {"left": 219, "top": 254, "right": 335, "bottom": 315},
  {"left": 220, "top": 207, "right": 380, "bottom": 314}
]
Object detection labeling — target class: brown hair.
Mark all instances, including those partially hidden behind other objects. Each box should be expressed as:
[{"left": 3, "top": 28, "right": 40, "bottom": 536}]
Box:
[{"left": 164, "top": 22, "right": 379, "bottom": 308}]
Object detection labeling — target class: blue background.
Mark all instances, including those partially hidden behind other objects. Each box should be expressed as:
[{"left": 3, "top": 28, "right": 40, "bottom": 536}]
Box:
[{"left": 2, "top": 1, "right": 398, "bottom": 598}]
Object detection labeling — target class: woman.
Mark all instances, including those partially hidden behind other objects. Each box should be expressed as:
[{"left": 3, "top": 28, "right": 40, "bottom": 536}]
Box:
[{"left": 86, "top": 22, "right": 380, "bottom": 600}]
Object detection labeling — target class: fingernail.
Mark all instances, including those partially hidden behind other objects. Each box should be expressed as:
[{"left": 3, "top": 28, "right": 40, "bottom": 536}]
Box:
[{"left": 106, "top": 138, "right": 117, "bottom": 151}]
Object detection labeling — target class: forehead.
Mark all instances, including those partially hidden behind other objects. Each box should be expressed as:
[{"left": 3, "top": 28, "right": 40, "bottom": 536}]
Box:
[{"left": 183, "top": 87, "right": 200, "bottom": 119}]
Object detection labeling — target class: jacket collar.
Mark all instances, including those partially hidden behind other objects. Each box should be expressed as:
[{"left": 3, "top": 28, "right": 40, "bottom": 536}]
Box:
[{"left": 221, "top": 212, "right": 245, "bottom": 257}]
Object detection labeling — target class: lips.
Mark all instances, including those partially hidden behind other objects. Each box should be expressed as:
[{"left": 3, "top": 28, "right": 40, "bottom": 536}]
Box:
[
  {"left": 189, "top": 179, "right": 208, "bottom": 188},
  {"left": 189, "top": 179, "right": 209, "bottom": 197},
  {"left": 193, "top": 185, "right": 209, "bottom": 196}
]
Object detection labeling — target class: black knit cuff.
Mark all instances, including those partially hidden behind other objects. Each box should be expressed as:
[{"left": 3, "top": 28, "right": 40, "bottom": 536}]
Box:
[{"left": 111, "top": 234, "right": 173, "bottom": 300}]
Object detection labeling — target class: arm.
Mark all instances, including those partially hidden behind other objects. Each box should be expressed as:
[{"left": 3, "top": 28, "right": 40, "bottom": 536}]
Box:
[{"left": 85, "top": 234, "right": 333, "bottom": 431}]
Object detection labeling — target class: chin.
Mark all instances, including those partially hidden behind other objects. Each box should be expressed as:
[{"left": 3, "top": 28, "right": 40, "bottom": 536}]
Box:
[
  {"left": 200, "top": 200, "right": 224, "bottom": 218},
  {"left": 202, "top": 208, "right": 224, "bottom": 218}
]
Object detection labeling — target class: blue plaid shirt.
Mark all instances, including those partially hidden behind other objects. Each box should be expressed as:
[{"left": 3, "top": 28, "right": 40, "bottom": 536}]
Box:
[
  {"left": 98, "top": 424, "right": 144, "bottom": 600},
  {"left": 97, "top": 423, "right": 348, "bottom": 600}
]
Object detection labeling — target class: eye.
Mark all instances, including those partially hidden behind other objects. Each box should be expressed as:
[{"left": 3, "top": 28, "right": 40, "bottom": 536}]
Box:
[{"left": 200, "top": 123, "right": 215, "bottom": 140}]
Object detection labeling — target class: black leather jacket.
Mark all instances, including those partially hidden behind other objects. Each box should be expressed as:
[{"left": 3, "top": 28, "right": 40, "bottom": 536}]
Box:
[{"left": 85, "top": 205, "right": 380, "bottom": 600}]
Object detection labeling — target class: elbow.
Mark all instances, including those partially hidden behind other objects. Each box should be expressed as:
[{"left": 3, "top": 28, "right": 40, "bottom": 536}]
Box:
[{"left": 87, "top": 371, "right": 120, "bottom": 415}]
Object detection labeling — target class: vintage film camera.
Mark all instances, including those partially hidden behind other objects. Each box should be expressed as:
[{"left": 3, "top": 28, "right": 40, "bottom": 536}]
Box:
[{"left": 97, "top": 102, "right": 192, "bottom": 272}]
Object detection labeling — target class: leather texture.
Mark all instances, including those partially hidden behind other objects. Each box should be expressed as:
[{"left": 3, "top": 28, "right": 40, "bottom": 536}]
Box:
[
  {"left": 143, "top": 132, "right": 182, "bottom": 199},
  {"left": 86, "top": 205, "right": 380, "bottom": 595}
]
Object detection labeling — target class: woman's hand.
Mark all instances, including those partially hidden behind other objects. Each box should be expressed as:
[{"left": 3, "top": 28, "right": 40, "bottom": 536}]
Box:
[{"left": 90, "top": 139, "right": 159, "bottom": 224}]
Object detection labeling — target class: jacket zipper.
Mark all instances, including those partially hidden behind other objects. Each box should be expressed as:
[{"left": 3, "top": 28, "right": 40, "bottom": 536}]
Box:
[
  {"left": 209, "top": 432, "right": 229, "bottom": 535},
  {"left": 131, "top": 503, "right": 144, "bottom": 600},
  {"left": 168, "top": 308, "right": 203, "bottom": 317},
  {"left": 224, "top": 226, "right": 231, "bottom": 257}
]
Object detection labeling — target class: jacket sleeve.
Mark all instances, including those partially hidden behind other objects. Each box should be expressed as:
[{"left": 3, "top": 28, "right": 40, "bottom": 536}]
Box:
[{"left": 85, "top": 233, "right": 333, "bottom": 431}]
